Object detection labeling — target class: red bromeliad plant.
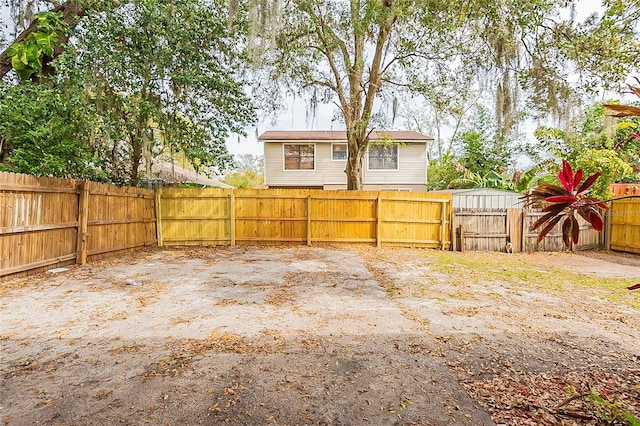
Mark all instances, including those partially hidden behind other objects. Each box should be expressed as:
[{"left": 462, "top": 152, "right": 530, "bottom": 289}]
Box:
[{"left": 521, "top": 160, "right": 608, "bottom": 248}]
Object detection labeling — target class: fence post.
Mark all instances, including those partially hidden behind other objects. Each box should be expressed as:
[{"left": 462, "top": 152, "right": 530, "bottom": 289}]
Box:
[
  {"left": 307, "top": 195, "right": 312, "bottom": 246},
  {"left": 440, "top": 200, "right": 447, "bottom": 250},
  {"left": 451, "top": 211, "right": 457, "bottom": 251},
  {"left": 230, "top": 192, "right": 236, "bottom": 246},
  {"left": 376, "top": 196, "right": 382, "bottom": 247},
  {"left": 604, "top": 208, "right": 612, "bottom": 251},
  {"left": 459, "top": 225, "right": 465, "bottom": 253},
  {"left": 507, "top": 208, "right": 523, "bottom": 253},
  {"left": 76, "top": 180, "right": 89, "bottom": 265},
  {"left": 155, "top": 190, "right": 163, "bottom": 247},
  {"left": 521, "top": 210, "right": 527, "bottom": 252}
]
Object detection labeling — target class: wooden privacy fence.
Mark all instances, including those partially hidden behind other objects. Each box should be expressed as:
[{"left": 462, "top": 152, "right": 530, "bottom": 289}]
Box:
[
  {"left": 608, "top": 197, "right": 640, "bottom": 255},
  {"left": 453, "top": 208, "right": 602, "bottom": 252},
  {"left": 0, "top": 172, "right": 156, "bottom": 278},
  {"left": 3, "top": 171, "right": 637, "bottom": 279},
  {"left": 157, "top": 188, "right": 452, "bottom": 249}
]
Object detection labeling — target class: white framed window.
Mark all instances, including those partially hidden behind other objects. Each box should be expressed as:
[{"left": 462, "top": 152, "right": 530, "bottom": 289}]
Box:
[
  {"left": 331, "top": 143, "right": 348, "bottom": 161},
  {"left": 368, "top": 144, "right": 399, "bottom": 170},
  {"left": 284, "top": 144, "right": 315, "bottom": 170}
]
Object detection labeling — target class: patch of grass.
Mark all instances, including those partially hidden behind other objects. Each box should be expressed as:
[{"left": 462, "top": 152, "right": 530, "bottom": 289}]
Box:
[
  {"left": 447, "top": 291, "right": 477, "bottom": 301},
  {"left": 358, "top": 246, "right": 639, "bottom": 308},
  {"left": 419, "top": 251, "right": 639, "bottom": 307},
  {"left": 487, "top": 292, "right": 503, "bottom": 301}
]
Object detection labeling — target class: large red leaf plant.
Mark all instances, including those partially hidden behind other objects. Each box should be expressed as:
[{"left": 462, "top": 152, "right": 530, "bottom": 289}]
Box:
[
  {"left": 521, "top": 160, "right": 608, "bottom": 248},
  {"left": 522, "top": 160, "right": 640, "bottom": 291}
]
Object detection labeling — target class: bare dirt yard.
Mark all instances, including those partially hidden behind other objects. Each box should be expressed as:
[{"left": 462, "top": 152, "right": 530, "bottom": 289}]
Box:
[{"left": 1, "top": 246, "right": 639, "bottom": 425}]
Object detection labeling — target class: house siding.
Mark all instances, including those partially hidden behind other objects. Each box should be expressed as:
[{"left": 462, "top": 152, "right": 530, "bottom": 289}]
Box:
[
  {"left": 264, "top": 141, "right": 427, "bottom": 190},
  {"left": 363, "top": 143, "right": 426, "bottom": 185}
]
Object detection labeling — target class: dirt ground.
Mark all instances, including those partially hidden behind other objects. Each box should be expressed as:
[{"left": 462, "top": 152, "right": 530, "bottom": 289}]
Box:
[{"left": 1, "top": 246, "right": 639, "bottom": 425}]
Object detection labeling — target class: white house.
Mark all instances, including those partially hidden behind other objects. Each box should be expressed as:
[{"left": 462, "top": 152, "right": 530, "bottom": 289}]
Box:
[{"left": 259, "top": 130, "right": 432, "bottom": 191}]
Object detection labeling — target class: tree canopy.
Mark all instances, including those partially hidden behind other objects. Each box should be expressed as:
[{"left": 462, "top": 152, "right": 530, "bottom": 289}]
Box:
[
  {"left": 1, "top": 0, "right": 638, "bottom": 189},
  {"left": 1, "top": 0, "right": 255, "bottom": 185}
]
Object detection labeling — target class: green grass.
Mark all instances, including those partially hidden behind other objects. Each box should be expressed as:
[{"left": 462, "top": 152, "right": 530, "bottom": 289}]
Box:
[{"left": 419, "top": 251, "right": 639, "bottom": 309}]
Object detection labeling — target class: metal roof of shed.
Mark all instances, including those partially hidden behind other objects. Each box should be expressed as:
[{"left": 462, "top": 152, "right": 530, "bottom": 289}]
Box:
[{"left": 433, "top": 188, "right": 524, "bottom": 209}]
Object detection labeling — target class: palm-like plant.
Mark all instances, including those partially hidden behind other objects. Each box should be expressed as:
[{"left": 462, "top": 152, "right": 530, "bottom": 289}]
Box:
[
  {"left": 603, "top": 80, "right": 640, "bottom": 140},
  {"left": 521, "top": 160, "right": 608, "bottom": 248}
]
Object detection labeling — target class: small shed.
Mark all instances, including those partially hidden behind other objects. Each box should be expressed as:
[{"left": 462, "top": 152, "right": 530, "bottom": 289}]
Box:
[{"left": 434, "top": 188, "right": 523, "bottom": 210}]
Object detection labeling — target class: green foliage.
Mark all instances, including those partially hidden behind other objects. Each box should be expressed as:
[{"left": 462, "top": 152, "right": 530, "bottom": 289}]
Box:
[
  {"left": 533, "top": 102, "right": 637, "bottom": 197},
  {"left": 575, "top": 149, "right": 633, "bottom": 200},
  {"left": 5, "top": 11, "right": 67, "bottom": 81},
  {"left": 1, "top": 0, "right": 254, "bottom": 185},
  {"left": 450, "top": 170, "right": 516, "bottom": 190},
  {"left": 222, "top": 154, "right": 265, "bottom": 189},
  {"left": 512, "top": 160, "right": 555, "bottom": 193},
  {"left": 425, "top": 153, "right": 464, "bottom": 191},
  {"left": 457, "top": 106, "right": 513, "bottom": 176},
  {"left": 426, "top": 106, "right": 524, "bottom": 191},
  {"left": 23, "top": 0, "right": 255, "bottom": 185},
  {"left": 0, "top": 80, "right": 106, "bottom": 180},
  {"left": 564, "top": 386, "right": 640, "bottom": 426}
]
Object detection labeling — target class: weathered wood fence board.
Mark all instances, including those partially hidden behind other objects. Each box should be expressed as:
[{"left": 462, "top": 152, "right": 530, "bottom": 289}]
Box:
[
  {"left": 453, "top": 209, "right": 508, "bottom": 251},
  {"left": 454, "top": 208, "right": 602, "bottom": 252},
  {"left": 4, "top": 171, "right": 637, "bottom": 278},
  {"left": 85, "top": 181, "right": 157, "bottom": 260},
  {"left": 157, "top": 188, "right": 451, "bottom": 249},
  {"left": 522, "top": 210, "right": 601, "bottom": 252},
  {"left": 1, "top": 172, "right": 156, "bottom": 279},
  {"left": 609, "top": 197, "right": 640, "bottom": 255}
]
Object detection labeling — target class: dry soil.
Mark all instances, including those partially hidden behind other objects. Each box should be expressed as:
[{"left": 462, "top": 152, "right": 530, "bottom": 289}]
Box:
[{"left": 1, "top": 246, "right": 638, "bottom": 425}]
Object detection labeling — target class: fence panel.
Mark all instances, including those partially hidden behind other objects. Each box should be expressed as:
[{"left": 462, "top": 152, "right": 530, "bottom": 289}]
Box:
[
  {"left": 453, "top": 210, "right": 508, "bottom": 252},
  {"left": 381, "top": 192, "right": 451, "bottom": 248},
  {"left": 1, "top": 172, "right": 156, "bottom": 279},
  {"left": 451, "top": 208, "right": 602, "bottom": 252},
  {"left": 237, "top": 189, "right": 309, "bottom": 244},
  {"left": 522, "top": 210, "right": 601, "bottom": 252},
  {"left": 0, "top": 172, "right": 80, "bottom": 277},
  {"left": 157, "top": 188, "right": 232, "bottom": 246},
  {"left": 610, "top": 197, "right": 640, "bottom": 255},
  {"left": 157, "top": 188, "right": 451, "bottom": 249},
  {"left": 85, "top": 181, "right": 157, "bottom": 260}
]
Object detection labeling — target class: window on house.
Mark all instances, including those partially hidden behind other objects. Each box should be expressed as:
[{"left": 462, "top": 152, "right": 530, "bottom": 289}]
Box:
[
  {"left": 284, "top": 144, "right": 315, "bottom": 170},
  {"left": 368, "top": 144, "right": 398, "bottom": 170},
  {"left": 332, "top": 143, "right": 347, "bottom": 161}
]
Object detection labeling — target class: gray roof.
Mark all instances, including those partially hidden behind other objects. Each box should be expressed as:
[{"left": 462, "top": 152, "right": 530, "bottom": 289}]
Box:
[
  {"left": 433, "top": 188, "right": 522, "bottom": 196},
  {"left": 433, "top": 188, "right": 524, "bottom": 209},
  {"left": 258, "top": 130, "right": 433, "bottom": 142},
  {"left": 142, "top": 159, "right": 234, "bottom": 188}
]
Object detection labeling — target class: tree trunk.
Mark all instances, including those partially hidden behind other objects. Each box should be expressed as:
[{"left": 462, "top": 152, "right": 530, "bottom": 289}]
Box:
[
  {"left": 346, "top": 149, "right": 364, "bottom": 190},
  {"left": 130, "top": 133, "right": 142, "bottom": 187},
  {"left": 345, "top": 129, "right": 367, "bottom": 190}
]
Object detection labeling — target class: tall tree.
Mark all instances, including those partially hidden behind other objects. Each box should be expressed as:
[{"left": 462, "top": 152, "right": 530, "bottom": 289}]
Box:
[
  {"left": 257, "top": 1, "right": 470, "bottom": 189},
  {"left": 222, "top": 154, "right": 265, "bottom": 188},
  {"left": 55, "top": 0, "right": 255, "bottom": 185},
  {"left": 1, "top": 0, "right": 255, "bottom": 185},
  {"left": 249, "top": 0, "right": 639, "bottom": 190}
]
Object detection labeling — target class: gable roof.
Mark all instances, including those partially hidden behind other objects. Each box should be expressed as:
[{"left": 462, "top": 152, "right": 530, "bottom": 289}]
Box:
[{"left": 258, "top": 130, "right": 433, "bottom": 142}]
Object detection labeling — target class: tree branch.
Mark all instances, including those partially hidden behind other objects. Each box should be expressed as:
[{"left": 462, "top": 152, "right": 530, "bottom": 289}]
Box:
[
  {"left": 362, "top": 7, "right": 396, "bottom": 123},
  {"left": 0, "top": 0, "right": 87, "bottom": 80}
]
